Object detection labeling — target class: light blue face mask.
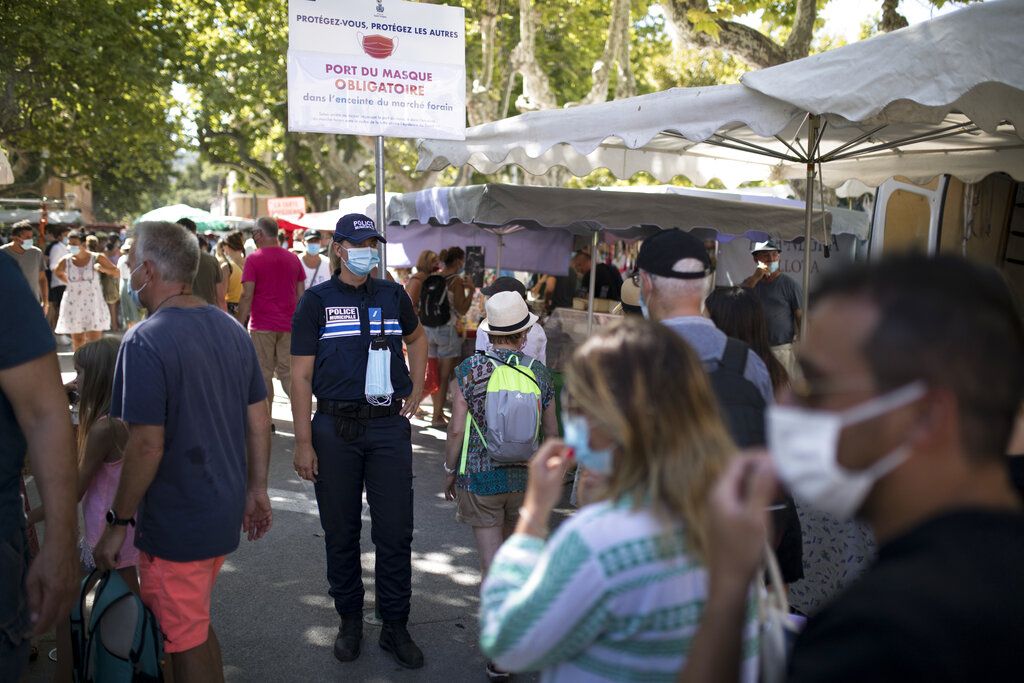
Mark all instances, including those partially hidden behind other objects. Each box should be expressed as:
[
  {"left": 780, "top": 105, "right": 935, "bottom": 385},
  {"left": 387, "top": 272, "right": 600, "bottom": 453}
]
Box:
[
  {"left": 639, "top": 286, "right": 650, "bottom": 320},
  {"left": 343, "top": 246, "right": 380, "bottom": 276},
  {"left": 562, "top": 413, "right": 614, "bottom": 475},
  {"left": 69, "top": 245, "right": 81, "bottom": 256},
  {"left": 365, "top": 327, "right": 394, "bottom": 406},
  {"left": 20, "top": 237, "right": 34, "bottom": 249},
  {"left": 768, "top": 261, "right": 780, "bottom": 274},
  {"left": 306, "top": 243, "right": 321, "bottom": 256},
  {"left": 128, "top": 263, "right": 148, "bottom": 310}
]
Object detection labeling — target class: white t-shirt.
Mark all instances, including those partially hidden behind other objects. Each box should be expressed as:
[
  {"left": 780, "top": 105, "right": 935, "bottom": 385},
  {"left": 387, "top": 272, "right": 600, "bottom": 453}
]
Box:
[
  {"left": 302, "top": 254, "right": 330, "bottom": 289},
  {"left": 475, "top": 324, "right": 547, "bottom": 364},
  {"left": 48, "top": 241, "right": 68, "bottom": 288}
]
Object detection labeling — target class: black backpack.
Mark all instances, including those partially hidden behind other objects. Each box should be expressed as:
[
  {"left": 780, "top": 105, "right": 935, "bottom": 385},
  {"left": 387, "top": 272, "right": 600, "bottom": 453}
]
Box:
[
  {"left": 419, "top": 274, "right": 452, "bottom": 327},
  {"left": 708, "top": 337, "right": 767, "bottom": 448}
]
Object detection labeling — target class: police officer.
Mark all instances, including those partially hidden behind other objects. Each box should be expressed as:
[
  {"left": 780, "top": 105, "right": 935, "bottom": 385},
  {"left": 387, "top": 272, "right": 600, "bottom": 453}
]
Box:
[{"left": 290, "top": 213, "right": 427, "bottom": 669}]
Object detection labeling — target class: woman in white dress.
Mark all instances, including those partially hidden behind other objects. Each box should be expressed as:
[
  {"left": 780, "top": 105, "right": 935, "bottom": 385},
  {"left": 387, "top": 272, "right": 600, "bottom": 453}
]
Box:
[{"left": 54, "top": 231, "right": 119, "bottom": 350}]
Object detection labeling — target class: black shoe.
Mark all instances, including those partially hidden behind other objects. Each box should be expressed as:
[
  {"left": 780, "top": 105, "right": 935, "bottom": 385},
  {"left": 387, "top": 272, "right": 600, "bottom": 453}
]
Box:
[
  {"left": 379, "top": 621, "right": 424, "bottom": 669},
  {"left": 333, "top": 613, "right": 363, "bottom": 662}
]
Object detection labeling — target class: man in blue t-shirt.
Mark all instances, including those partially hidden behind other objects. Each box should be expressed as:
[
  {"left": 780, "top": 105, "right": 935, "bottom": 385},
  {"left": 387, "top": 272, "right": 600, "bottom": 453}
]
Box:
[
  {"left": 93, "top": 221, "right": 272, "bottom": 683},
  {"left": 0, "top": 252, "right": 79, "bottom": 681}
]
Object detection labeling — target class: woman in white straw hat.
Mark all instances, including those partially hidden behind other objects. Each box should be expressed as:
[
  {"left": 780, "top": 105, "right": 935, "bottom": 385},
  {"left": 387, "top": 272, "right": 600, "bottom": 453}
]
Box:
[{"left": 443, "top": 290, "right": 559, "bottom": 682}]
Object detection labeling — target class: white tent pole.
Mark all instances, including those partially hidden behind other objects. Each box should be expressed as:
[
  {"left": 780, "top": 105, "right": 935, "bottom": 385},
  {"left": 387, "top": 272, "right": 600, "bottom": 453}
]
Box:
[
  {"left": 375, "top": 136, "right": 387, "bottom": 270},
  {"left": 587, "top": 230, "right": 599, "bottom": 336},
  {"left": 496, "top": 234, "right": 503, "bottom": 274},
  {"left": 801, "top": 116, "right": 819, "bottom": 339}
]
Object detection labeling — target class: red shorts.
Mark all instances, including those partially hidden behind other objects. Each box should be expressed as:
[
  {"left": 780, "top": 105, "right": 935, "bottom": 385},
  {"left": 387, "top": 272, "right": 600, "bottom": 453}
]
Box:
[{"left": 139, "top": 553, "right": 226, "bottom": 654}]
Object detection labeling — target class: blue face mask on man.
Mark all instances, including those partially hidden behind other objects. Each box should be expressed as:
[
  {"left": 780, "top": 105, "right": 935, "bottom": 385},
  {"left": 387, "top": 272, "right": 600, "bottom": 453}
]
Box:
[
  {"left": 128, "top": 263, "right": 149, "bottom": 309},
  {"left": 343, "top": 246, "right": 380, "bottom": 277},
  {"left": 562, "top": 413, "right": 614, "bottom": 475},
  {"left": 306, "top": 242, "right": 321, "bottom": 256}
]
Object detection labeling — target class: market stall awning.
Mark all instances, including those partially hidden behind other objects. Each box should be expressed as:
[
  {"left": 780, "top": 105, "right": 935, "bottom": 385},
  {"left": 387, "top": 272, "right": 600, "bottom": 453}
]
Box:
[
  {"left": 416, "top": 0, "right": 1024, "bottom": 189},
  {"left": 0, "top": 209, "right": 82, "bottom": 226},
  {"left": 387, "top": 183, "right": 828, "bottom": 242},
  {"left": 135, "top": 204, "right": 251, "bottom": 231}
]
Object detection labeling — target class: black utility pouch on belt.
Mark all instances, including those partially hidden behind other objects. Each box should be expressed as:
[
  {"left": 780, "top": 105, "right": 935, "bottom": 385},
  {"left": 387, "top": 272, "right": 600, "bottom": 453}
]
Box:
[{"left": 318, "top": 400, "right": 404, "bottom": 442}]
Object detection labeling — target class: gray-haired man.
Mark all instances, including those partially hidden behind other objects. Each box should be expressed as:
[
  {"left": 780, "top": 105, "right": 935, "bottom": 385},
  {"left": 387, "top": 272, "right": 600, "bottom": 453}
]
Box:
[{"left": 94, "top": 221, "right": 272, "bottom": 683}]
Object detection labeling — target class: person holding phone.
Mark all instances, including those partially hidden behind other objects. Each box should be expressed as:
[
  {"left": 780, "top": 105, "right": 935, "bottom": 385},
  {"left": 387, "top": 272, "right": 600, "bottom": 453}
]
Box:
[{"left": 478, "top": 318, "right": 759, "bottom": 682}]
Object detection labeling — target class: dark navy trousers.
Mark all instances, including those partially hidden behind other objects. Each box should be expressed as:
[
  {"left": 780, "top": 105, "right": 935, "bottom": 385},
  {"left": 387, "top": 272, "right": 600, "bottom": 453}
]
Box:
[{"left": 311, "top": 412, "right": 414, "bottom": 623}]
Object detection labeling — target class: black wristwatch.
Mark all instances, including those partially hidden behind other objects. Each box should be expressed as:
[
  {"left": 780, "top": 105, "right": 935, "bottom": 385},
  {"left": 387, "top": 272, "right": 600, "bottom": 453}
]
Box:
[{"left": 106, "top": 509, "right": 136, "bottom": 528}]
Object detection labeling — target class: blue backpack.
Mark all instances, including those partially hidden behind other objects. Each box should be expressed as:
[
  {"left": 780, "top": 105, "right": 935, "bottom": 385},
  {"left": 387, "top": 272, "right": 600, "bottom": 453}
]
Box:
[{"left": 71, "top": 570, "right": 164, "bottom": 682}]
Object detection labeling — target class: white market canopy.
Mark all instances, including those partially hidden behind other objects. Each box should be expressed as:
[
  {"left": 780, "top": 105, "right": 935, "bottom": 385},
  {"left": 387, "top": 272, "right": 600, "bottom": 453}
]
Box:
[{"left": 417, "top": 0, "right": 1024, "bottom": 190}]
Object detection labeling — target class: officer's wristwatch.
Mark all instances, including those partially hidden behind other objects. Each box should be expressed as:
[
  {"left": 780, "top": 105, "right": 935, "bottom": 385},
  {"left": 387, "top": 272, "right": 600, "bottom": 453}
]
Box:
[
  {"left": 443, "top": 463, "right": 458, "bottom": 476},
  {"left": 106, "top": 509, "right": 136, "bottom": 528}
]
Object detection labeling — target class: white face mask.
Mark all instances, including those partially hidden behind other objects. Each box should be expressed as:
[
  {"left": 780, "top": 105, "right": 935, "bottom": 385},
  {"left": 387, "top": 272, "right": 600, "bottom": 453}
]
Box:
[{"left": 768, "top": 382, "right": 926, "bottom": 520}]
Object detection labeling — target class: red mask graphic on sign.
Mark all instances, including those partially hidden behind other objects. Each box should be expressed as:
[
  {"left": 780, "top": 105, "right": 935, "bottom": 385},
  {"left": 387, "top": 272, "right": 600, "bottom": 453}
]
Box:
[{"left": 360, "top": 34, "right": 396, "bottom": 59}]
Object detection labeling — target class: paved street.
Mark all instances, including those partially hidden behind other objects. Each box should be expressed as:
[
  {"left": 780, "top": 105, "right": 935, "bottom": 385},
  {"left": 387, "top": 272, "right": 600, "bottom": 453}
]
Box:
[{"left": 25, "top": 345, "right": 546, "bottom": 682}]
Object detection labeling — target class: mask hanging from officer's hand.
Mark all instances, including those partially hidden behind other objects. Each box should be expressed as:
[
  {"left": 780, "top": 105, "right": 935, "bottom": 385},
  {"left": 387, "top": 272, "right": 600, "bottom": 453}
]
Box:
[{"left": 366, "top": 338, "right": 394, "bottom": 406}]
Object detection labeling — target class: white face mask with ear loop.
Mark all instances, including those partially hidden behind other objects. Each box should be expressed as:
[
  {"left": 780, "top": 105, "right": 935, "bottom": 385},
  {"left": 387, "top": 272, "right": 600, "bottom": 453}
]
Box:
[{"left": 768, "top": 381, "right": 927, "bottom": 520}]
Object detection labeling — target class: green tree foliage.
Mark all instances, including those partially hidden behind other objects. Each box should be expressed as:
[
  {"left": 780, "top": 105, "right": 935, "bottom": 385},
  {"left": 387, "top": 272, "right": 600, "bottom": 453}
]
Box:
[{"left": 0, "top": 0, "right": 182, "bottom": 220}]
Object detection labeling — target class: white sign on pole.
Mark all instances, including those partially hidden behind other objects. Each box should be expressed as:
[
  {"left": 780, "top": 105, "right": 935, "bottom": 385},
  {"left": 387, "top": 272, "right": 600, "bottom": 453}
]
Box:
[{"left": 287, "top": 0, "right": 466, "bottom": 140}]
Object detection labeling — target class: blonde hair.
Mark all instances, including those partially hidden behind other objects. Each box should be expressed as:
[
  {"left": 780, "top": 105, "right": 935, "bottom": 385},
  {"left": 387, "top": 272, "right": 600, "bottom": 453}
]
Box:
[
  {"left": 565, "top": 317, "right": 735, "bottom": 561},
  {"left": 415, "top": 250, "right": 438, "bottom": 273},
  {"left": 73, "top": 337, "right": 121, "bottom": 459}
]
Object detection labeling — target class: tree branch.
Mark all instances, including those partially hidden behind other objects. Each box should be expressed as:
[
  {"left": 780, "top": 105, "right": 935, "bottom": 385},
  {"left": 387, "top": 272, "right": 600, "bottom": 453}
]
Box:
[
  {"left": 511, "top": 0, "right": 558, "bottom": 111},
  {"left": 663, "top": 0, "right": 818, "bottom": 69},
  {"left": 581, "top": 0, "right": 634, "bottom": 104},
  {"left": 782, "top": 0, "right": 818, "bottom": 61}
]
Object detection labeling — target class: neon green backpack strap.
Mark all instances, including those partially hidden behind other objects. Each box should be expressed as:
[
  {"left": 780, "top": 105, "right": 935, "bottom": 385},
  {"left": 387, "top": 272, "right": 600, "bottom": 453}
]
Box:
[{"left": 459, "top": 412, "right": 488, "bottom": 475}]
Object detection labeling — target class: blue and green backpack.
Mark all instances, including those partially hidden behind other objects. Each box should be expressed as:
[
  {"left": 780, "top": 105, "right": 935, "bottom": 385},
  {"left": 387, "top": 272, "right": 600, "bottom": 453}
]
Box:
[{"left": 71, "top": 570, "right": 164, "bottom": 682}]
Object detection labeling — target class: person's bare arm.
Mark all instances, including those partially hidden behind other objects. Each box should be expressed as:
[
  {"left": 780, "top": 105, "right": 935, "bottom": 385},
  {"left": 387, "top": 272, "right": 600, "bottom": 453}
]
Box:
[
  {"left": 38, "top": 270, "right": 48, "bottom": 308},
  {"left": 406, "top": 277, "right": 423, "bottom": 316},
  {"left": 450, "top": 277, "right": 473, "bottom": 316},
  {"left": 295, "top": 279, "right": 305, "bottom": 305},
  {"left": 402, "top": 325, "right": 427, "bottom": 419},
  {"left": 27, "top": 417, "right": 121, "bottom": 526},
  {"left": 1, "top": 350, "right": 78, "bottom": 635},
  {"left": 793, "top": 308, "right": 803, "bottom": 340},
  {"left": 93, "top": 424, "right": 165, "bottom": 570},
  {"left": 243, "top": 400, "right": 272, "bottom": 540},
  {"left": 237, "top": 281, "right": 255, "bottom": 325},
  {"left": 291, "top": 354, "right": 318, "bottom": 481},
  {"left": 444, "top": 386, "right": 468, "bottom": 500},
  {"left": 94, "top": 253, "right": 120, "bottom": 277},
  {"left": 541, "top": 401, "right": 558, "bottom": 441},
  {"left": 216, "top": 263, "right": 229, "bottom": 311},
  {"left": 53, "top": 258, "right": 68, "bottom": 284}
]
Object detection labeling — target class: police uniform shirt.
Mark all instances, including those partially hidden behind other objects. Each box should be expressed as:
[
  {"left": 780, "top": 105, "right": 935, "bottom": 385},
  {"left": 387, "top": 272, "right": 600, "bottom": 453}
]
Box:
[{"left": 291, "top": 274, "right": 420, "bottom": 402}]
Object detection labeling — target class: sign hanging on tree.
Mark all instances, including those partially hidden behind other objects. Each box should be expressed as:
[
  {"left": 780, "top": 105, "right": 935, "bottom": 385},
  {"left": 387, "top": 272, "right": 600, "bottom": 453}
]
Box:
[{"left": 287, "top": 0, "right": 466, "bottom": 140}]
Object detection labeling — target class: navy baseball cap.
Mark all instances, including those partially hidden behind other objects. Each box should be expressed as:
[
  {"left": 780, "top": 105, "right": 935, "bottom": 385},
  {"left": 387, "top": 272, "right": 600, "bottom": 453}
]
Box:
[
  {"left": 333, "top": 213, "right": 386, "bottom": 244},
  {"left": 637, "top": 230, "right": 713, "bottom": 279}
]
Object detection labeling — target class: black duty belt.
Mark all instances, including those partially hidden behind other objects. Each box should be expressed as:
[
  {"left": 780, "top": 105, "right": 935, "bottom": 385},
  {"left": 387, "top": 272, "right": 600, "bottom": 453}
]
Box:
[{"left": 317, "top": 399, "right": 403, "bottom": 419}]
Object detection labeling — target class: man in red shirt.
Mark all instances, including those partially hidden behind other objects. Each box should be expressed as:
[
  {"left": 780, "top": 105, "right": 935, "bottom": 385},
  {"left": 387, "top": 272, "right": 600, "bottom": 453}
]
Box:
[{"left": 237, "top": 217, "right": 306, "bottom": 416}]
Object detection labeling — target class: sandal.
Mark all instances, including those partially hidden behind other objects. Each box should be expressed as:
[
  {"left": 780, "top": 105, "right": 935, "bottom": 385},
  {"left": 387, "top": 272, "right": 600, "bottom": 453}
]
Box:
[
  {"left": 430, "top": 419, "right": 448, "bottom": 429},
  {"left": 486, "top": 661, "right": 511, "bottom": 681}
]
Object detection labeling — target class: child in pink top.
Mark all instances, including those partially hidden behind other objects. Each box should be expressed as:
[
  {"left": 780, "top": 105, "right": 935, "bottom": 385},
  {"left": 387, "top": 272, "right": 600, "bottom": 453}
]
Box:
[
  {"left": 29, "top": 337, "right": 138, "bottom": 578},
  {"left": 28, "top": 337, "right": 137, "bottom": 679}
]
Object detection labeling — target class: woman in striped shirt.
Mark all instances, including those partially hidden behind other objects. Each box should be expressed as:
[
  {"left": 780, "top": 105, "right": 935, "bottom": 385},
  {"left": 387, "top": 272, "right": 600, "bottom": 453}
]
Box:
[{"left": 480, "top": 317, "right": 760, "bottom": 682}]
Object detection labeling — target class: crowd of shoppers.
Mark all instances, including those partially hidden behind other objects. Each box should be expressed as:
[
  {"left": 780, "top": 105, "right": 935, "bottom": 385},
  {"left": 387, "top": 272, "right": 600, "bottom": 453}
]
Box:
[{"left": 5, "top": 209, "right": 1023, "bottom": 683}]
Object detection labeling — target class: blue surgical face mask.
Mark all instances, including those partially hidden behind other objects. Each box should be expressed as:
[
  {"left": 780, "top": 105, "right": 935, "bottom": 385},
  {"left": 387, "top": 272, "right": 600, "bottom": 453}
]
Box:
[
  {"left": 69, "top": 245, "right": 81, "bottom": 256},
  {"left": 128, "top": 263, "right": 149, "bottom": 309},
  {"left": 768, "top": 261, "right": 780, "bottom": 274},
  {"left": 639, "top": 286, "right": 651, "bottom": 320},
  {"left": 342, "top": 246, "right": 379, "bottom": 276},
  {"left": 306, "top": 243, "right": 321, "bottom": 256},
  {"left": 20, "top": 237, "right": 34, "bottom": 249},
  {"left": 562, "top": 413, "right": 614, "bottom": 475}
]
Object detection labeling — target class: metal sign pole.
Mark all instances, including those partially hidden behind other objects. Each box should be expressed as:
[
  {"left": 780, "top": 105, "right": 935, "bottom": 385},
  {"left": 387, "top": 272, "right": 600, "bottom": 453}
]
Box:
[
  {"left": 375, "top": 135, "right": 387, "bottom": 271},
  {"left": 801, "top": 116, "right": 820, "bottom": 339},
  {"left": 586, "top": 230, "right": 599, "bottom": 336}
]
